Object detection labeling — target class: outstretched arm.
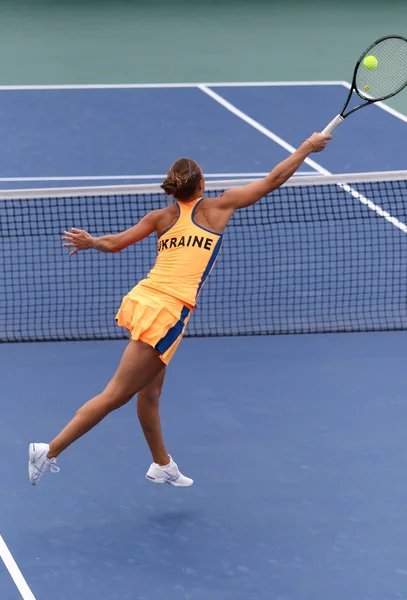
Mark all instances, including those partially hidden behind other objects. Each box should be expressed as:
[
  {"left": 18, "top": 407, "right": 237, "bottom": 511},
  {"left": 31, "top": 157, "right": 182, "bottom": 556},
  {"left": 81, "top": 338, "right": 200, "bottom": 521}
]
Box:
[
  {"left": 216, "top": 133, "right": 332, "bottom": 212},
  {"left": 62, "top": 211, "right": 158, "bottom": 255}
]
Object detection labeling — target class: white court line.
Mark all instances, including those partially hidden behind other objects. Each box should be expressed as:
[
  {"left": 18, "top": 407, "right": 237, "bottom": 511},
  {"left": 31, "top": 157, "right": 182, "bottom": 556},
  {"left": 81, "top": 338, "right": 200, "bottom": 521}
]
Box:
[
  {"left": 0, "top": 171, "right": 317, "bottom": 183},
  {"left": 198, "top": 84, "right": 407, "bottom": 235},
  {"left": 340, "top": 81, "right": 407, "bottom": 125},
  {"left": 0, "top": 535, "right": 36, "bottom": 600},
  {"left": 209, "top": 81, "right": 349, "bottom": 87},
  {"left": 0, "top": 81, "right": 346, "bottom": 91}
]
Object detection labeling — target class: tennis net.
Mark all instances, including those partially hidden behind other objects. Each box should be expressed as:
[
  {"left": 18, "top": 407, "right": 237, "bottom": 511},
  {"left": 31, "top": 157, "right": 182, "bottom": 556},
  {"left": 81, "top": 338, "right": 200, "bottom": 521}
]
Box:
[{"left": 1, "top": 171, "right": 407, "bottom": 342}]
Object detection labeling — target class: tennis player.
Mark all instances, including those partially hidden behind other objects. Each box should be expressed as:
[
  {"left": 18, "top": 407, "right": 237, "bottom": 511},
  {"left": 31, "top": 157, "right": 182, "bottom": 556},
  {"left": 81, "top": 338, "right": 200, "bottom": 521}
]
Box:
[{"left": 29, "top": 132, "right": 331, "bottom": 487}]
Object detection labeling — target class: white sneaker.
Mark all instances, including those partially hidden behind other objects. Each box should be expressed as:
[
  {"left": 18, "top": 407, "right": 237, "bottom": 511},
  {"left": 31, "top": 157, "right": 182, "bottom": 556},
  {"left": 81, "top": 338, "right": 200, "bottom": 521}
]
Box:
[
  {"left": 145, "top": 456, "right": 193, "bottom": 487},
  {"left": 29, "top": 443, "right": 59, "bottom": 486}
]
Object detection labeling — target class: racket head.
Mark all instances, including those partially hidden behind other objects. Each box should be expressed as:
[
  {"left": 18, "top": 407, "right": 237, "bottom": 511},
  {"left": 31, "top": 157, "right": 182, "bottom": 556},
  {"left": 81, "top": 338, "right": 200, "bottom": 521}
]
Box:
[{"left": 352, "top": 35, "right": 407, "bottom": 102}]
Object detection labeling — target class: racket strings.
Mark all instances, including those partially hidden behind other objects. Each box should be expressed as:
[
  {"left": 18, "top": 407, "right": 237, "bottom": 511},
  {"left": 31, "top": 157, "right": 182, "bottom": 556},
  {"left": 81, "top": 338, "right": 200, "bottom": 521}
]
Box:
[{"left": 356, "top": 37, "right": 407, "bottom": 101}]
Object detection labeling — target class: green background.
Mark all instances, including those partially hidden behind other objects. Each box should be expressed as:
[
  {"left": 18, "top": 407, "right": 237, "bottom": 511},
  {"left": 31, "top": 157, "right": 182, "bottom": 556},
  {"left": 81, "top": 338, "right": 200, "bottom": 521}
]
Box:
[{"left": 1, "top": 0, "right": 406, "bottom": 114}]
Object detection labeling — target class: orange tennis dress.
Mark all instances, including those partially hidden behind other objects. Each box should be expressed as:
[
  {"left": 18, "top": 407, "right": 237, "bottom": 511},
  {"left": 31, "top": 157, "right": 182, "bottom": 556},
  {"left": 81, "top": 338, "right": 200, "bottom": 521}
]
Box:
[{"left": 115, "top": 197, "right": 223, "bottom": 364}]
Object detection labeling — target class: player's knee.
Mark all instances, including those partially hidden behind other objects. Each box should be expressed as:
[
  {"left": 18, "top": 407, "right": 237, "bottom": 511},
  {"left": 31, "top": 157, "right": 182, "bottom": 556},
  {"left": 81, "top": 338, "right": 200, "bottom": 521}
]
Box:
[
  {"left": 102, "top": 378, "right": 138, "bottom": 409},
  {"left": 113, "top": 389, "right": 135, "bottom": 409},
  {"left": 102, "top": 386, "right": 134, "bottom": 411},
  {"left": 138, "top": 385, "right": 162, "bottom": 406}
]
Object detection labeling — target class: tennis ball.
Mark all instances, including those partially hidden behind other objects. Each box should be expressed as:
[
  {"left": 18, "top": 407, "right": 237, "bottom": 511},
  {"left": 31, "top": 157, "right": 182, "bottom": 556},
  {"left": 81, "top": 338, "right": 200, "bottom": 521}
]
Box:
[
  {"left": 364, "top": 85, "right": 370, "bottom": 91},
  {"left": 363, "top": 55, "right": 378, "bottom": 70}
]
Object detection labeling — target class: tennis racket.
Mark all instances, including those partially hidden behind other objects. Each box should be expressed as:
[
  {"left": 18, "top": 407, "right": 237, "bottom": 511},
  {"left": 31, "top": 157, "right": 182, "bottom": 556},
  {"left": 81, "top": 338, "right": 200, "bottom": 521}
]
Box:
[{"left": 323, "top": 34, "right": 407, "bottom": 134}]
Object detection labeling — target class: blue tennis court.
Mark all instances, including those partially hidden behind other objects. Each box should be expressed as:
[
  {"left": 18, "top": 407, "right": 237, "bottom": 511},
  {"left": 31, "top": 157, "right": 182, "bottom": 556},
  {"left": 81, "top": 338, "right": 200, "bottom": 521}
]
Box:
[{"left": 2, "top": 81, "right": 407, "bottom": 600}]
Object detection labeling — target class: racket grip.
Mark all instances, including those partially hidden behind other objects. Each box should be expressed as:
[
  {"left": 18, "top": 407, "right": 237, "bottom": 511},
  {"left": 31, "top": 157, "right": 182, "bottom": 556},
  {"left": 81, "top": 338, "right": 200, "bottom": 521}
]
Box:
[{"left": 322, "top": 115, "right": 344, "bottom": 135}]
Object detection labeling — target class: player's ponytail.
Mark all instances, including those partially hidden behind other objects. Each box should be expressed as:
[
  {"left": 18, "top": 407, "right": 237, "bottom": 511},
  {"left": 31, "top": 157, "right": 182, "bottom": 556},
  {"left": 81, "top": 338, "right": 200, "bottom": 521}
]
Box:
[{"left": 161, "top": 158, "right": 202, "bottom": 201}]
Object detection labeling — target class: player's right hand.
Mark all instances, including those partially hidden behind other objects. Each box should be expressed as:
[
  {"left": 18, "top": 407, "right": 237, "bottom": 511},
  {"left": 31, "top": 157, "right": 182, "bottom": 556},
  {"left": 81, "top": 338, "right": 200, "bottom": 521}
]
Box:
[{"left": 308, "top": 132, "right": 333, "bottom": 152}]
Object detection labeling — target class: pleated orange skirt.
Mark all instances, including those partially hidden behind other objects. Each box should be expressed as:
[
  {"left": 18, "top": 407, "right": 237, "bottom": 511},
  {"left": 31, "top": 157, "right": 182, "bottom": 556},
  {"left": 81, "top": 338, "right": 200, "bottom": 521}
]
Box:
[{"left": 115, "top": 283, "right": 191, "bottom": 364}]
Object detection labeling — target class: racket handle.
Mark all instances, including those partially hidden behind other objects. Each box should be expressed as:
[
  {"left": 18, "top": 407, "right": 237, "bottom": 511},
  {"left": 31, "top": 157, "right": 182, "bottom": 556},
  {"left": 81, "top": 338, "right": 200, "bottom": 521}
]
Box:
[{"left": 322, "top": 115, "right": 344, "bottom": 135}]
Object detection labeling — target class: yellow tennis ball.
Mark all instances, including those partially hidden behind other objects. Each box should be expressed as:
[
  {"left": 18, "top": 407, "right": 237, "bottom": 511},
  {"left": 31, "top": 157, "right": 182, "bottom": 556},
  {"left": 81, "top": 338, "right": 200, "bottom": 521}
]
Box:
[
  {"left": 364, "top": 85, "right": 370, "bottom": 91},
  {"left": 363, "top": 55, "right": 378, "bottom": 70}
]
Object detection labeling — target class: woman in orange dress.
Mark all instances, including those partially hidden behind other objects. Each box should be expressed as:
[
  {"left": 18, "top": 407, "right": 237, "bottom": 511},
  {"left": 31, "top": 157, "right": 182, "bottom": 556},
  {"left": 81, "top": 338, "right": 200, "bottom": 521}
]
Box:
[{"left": 29, "top": 132, "right": 331, "bottom": 487}]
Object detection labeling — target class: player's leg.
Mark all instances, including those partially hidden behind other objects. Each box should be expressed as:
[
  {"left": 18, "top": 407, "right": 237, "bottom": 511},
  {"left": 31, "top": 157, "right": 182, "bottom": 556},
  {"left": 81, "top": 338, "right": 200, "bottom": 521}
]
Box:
[
  {"left": 49, "top": 340, "right": 165, "bottom": 457},
  {"left": 29, "top": 340, "right": 164, "bottom": 485},
  {"left": 138, "top": 368, "right": 193, "bottom": 488},
  {"left": 137, "top": 368, "right": 169, "bottom": 465}
]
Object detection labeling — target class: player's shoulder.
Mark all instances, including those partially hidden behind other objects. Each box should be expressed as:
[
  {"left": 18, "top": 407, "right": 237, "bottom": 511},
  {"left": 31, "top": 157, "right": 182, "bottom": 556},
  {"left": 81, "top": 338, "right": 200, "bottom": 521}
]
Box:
[
  {"left": 200, "top": 194, "right": 226, "bottom": 209},
  {"left": 148, "top": 203, "right": 178, "bottom": 220},
  {"left": 150, "top": 203, "right": 180, "bottom": 234},
  {"left": 199, "top": 192, "right": 234, "bottom": 216},
  {"left": 196, "top": 195, "right": 234, "bottom": 233}
]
